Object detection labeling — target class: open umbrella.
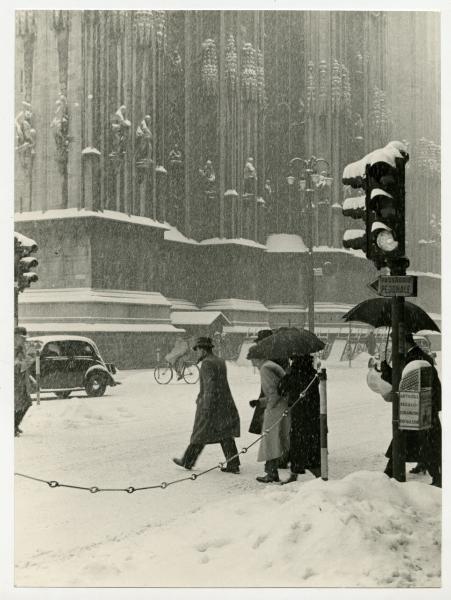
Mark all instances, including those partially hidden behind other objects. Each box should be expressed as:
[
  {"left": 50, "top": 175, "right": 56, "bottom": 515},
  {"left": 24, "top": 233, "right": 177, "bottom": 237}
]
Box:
[
  {"left": 247, "top": 327, "right": 324, "bottom": 360},
  {"left": 342, "top": 298, "right": 440, "bottom": 333}
]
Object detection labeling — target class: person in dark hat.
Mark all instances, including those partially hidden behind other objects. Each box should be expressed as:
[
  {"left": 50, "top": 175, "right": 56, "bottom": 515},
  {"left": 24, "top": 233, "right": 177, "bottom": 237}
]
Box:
[
  {"left": 381, "top": 332, "right": 441, "bottom": 487},
  {"left": 14, "top": 326, "right": 32, "bottom": 436},
  {"left": 172, "top": 337, "right": 241, "bottom": 473}
]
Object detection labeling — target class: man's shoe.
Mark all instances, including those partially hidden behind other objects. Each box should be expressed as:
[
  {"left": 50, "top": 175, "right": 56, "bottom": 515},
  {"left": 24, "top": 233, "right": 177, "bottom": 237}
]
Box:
[
  {"left": 172, "top": 457, "right": 191, "bottom": 470},
  {"left": 176, "top": 374, "right": 183, "bottom": 381},
  {"left": 256, "top": 473, "right": 280, "bottom": 483},
  {"left": 431, "top": 479, "right": 442, "bottom": 488},
  {"left": 220, "top": 466, "right": 240, "bottom": 474}
]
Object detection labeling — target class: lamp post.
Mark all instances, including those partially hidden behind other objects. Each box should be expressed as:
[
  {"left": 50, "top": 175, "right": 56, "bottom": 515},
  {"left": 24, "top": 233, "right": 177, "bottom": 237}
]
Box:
[{"left": 287, "top": 156, "right": 331, "bottom": 333}]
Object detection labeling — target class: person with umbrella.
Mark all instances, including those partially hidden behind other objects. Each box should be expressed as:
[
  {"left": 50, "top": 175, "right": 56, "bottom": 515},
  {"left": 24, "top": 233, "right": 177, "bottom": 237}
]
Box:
[
  {"left": 381, "top": 332, "right": 441, "bottom": 487},
  {"left": 248, "top": 330, "right": 289, "bottom": 437},
  {"left": 172, "top": 337, "right": 241, "bottom": 473},
  {"left": 343, "top": 300, "right": 441, "bottom": 486},
  {"left": 247, "top": 327, "right": 324, "bottom": 483},
  {"left": 247, "top": 344, "right": 290, "bottom": 483},
  {"left": 278, "top": 354, "right": 321, "bottom": 483}
]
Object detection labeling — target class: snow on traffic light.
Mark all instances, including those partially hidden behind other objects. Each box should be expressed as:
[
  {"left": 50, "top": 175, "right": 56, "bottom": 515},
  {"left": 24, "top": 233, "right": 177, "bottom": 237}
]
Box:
[
  {"left": 342, "top": 141, "right": 409, "bottom": 269},
  {"left": 14, "top": 232, "right": 39, "bottom": 292}
]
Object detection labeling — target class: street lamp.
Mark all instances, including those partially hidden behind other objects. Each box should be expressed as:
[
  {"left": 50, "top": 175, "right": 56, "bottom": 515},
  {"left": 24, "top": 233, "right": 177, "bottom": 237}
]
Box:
[{"left": 287, "top": 156, "right": 331, "bottom": 334}]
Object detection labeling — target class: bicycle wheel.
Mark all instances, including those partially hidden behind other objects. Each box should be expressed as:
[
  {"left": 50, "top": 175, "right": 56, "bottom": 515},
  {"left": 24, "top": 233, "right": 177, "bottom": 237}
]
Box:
[
  {"left": 154, "top": 364, "right": 173, "bottom": 384},
  {"left": 182, "top": 363, "right": 200, "bottom": 384}
]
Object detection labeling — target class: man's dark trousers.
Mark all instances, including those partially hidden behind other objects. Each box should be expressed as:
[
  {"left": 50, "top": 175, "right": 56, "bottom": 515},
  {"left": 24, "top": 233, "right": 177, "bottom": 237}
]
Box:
[{"left": 182, "top": 438, "right": 240, "bottom": 469}]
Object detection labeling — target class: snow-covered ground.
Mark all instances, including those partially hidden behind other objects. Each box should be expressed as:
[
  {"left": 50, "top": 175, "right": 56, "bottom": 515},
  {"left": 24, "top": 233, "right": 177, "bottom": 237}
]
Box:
[{"left": 14, "top": 358, "right": 441, "bottom": 588}]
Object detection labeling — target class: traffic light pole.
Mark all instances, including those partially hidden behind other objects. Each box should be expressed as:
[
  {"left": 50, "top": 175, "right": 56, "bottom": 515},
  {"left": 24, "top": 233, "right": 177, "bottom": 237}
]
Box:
[{"left": 390, "top": 261, "right": 407, "bottom": 482}]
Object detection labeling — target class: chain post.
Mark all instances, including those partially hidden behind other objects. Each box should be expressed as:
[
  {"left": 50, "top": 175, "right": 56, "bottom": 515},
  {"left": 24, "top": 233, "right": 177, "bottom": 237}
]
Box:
[
  {"left": 319, "top": 368, "right": 328, "bottom": 481},
  {"left": 35, "top": 350, "right": 41, "bottom": 405}
]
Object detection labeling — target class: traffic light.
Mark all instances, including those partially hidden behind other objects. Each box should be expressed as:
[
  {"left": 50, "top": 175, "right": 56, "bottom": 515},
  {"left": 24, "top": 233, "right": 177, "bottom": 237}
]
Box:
[
  {"left": 366, "top": 142, "right": 408, "bottom": 267},
  {"left": 14, "top": 232, "right": 39, "bottom": 292},
  {"left": 341, "top": 193, "right": 367, "bottom": 252},
  {"left": 342, "top": 141, "right": 409, "bottom": 268}
]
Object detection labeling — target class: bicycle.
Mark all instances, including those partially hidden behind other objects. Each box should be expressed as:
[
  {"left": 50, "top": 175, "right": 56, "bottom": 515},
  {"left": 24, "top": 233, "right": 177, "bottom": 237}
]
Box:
[{"left": 154, "top": 360, "right": 200, "bottom": 385}]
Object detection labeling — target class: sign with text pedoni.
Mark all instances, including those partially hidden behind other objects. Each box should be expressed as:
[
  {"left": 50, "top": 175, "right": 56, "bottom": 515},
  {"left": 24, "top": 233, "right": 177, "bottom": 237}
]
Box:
[{"left": 371, "top": 275, "right": 418, "bottom": 297}]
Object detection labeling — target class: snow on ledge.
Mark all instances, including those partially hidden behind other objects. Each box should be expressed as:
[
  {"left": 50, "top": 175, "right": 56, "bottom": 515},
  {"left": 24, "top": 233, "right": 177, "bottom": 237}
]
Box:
[
  {"left": 164, "top": 225, "right": 199, "bottom": 245},
  {"left": 168, "top": 298, "right": 200, "bottom": 311},
  {"left": 200, "top": 237, "right": 266, "bottom": 250},
  {"left": 266, "top": 234, "right": 308, "bottom": 253},
  {"left": 15, "top": 208, "right": 169, "bottom": 230},
  {"left": 22, "top": 322, "right": 184, "bottom": 333},
  {"left": 202, "top": 298, "right": 269, "bottom": 313},
  {"left": 19, "top": 288, "right": 172, "bottom": 306}
]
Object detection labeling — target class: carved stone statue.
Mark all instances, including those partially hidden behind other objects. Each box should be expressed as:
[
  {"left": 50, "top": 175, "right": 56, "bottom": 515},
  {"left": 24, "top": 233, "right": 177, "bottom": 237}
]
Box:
[
  {"left": 199, "top": 159, "right": 216, "bottom": 194},
  {"left": 264, "top": 179, "right": 272, "bottom": 199},
  {"left": 354, "top": 113, "right": 364, "bottom": 141},
  {"left": 110, "top": 105, "right": 131, "bottom": 161},
  {"left": 50, "top": 94, "right": 70, "bottom": 174},
  {"left": 169, "top": 49, "right": 182, "bottom": 74},
  {"left": 243, "top": 157, "right": 257, "bottom": 195},
  {"left": 15, "top": 101, "right": 36, "bottom": 170},
  {"left": 169, "top": 143, "right": 183, "bottom": 167},
  {"left": 135, "top": 114, "right": 153, "bottom": 164}
]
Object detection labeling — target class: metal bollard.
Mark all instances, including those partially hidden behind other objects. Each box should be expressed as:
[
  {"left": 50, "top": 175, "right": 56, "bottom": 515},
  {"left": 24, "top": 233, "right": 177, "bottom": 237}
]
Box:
[
  {"left": 319, "top": 368, "right": 328, "bottom": 481},
  {"left": 36, "top": 351, "right": 41, "bottom": 406}
]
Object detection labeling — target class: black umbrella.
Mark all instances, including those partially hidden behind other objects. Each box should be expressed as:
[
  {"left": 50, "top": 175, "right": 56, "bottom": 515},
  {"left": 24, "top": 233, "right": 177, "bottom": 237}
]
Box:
[
  {"left": 342, "top": 298, "right": 440, "bottom": 333},
  {"left": 247, "top": 327, "right": 325, "bottom": 360}
]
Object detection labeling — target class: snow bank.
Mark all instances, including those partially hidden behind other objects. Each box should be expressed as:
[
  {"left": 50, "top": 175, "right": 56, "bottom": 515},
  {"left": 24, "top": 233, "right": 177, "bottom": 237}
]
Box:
[{"left": 66, "top": 471, "right": 441, "bottom": 587}]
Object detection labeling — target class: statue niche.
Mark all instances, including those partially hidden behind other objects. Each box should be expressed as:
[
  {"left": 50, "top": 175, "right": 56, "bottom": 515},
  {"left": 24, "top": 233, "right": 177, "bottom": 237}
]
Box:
[
  {"left": 110, "top": 105, "right": 131, "bottom": 167},
  {"left": 199, "top": 159, "right": 216, "bottom": 197},
  {"left": 50, "top": 94, "right": 70, "bottom": 175},
  {"left": 243, "top": 157, "right": 257, "bottom": 196},
  {"left": 15, "top": 101, "right": 36, "bottom": 172},
  {"left": 135, "top": 114, "right": 153, "bottom": 183}
]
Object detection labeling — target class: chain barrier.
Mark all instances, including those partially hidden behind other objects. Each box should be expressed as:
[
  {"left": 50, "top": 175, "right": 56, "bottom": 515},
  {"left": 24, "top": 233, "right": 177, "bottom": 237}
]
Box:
[{"left": 15, "top": 374, "right": 319, "bottom": 494}]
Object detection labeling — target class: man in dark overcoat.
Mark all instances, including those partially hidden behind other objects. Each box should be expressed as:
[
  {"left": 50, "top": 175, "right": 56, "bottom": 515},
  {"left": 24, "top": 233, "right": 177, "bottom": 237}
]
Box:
[
  {"left": 14, "top": 326, "right": 32, "bottom": 436},
  {"left": 381, "top": 332, "right": 441, "bottom": 487},
  {"left": 173, "top": 337, "right": 241, "bottom": 473}
]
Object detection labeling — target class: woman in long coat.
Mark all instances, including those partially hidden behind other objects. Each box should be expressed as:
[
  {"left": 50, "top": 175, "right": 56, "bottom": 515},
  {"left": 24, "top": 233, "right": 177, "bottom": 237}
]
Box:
[
  {"left": 279, "top": 354, "right": 321, "bottom": 483},
  {"left": 248, "top": 350, "right": 290, "bottom": 483}
]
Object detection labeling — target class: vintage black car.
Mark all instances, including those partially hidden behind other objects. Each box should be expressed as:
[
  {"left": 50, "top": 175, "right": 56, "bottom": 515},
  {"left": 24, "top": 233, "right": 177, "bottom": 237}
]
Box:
[{"left": 26, "top": 335, "right": 119, "bottom": 398}]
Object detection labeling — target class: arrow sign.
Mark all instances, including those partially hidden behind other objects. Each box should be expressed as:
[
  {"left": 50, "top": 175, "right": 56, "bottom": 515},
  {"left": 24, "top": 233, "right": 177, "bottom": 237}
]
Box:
[
  {"left": 367, "top": 276, "right": 418, "bottom": 297},
  {"left": 368, "top": 279, "right": 380, "bottom": 295}
]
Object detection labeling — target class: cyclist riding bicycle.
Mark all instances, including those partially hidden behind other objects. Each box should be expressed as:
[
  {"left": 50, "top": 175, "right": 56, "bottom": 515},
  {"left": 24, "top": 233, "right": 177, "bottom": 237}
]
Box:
[{"left": 165, "top": 335, "right": 190, "bottom": 380}]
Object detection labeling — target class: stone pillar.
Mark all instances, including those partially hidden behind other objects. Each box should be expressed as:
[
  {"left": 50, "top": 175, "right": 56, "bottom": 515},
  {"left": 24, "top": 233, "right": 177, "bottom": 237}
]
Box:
[
  {"left": 67, "top": 12, "right": 83, "bottom": 209},
  {"left": 30, "top": 12, "right": 61, "bottom": 211}
]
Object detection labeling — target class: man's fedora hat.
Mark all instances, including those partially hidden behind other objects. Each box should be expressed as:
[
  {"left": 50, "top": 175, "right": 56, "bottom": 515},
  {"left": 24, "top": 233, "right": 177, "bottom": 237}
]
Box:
[{"left": 192, "top": 336, "right": 214, "bottom": 350}]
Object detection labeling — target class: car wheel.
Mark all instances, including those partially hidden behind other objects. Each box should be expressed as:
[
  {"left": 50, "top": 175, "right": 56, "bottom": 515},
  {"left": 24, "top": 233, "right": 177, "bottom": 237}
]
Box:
[
  {"left": 85, "top": 372, "right": 107, "bottom": 397},
  {"left": 55, "top": 391, "right": 71, "bottom": 399}
]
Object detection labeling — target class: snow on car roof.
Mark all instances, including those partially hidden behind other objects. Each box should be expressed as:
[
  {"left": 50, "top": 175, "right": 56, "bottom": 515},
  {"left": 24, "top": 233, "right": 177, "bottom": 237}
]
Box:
[{"left": 27, "top": 335, "right": 97, "bottom": 345}]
